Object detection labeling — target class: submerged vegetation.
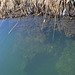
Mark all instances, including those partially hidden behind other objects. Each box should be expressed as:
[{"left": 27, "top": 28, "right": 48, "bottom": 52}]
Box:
[
  {"left": 0, "top": 10, "right": 75, "bottom": 75},
  {"left": 56, "top": 40, "right": 75, "bottom": 75},
  {"left": 8, "top": 17, "right": 74, "bottom": 75},
  {"left": 0, "top": 0, "right": 75, "bottom": 75}
]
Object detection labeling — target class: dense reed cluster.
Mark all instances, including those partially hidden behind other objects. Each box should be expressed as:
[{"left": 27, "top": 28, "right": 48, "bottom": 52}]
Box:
[{"left": 0, "top": 0, "right": 75, "bottom": 19}]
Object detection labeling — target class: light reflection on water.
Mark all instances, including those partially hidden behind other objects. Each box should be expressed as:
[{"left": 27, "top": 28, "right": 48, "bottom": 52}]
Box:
[{"left": 0, "top": 16, "right": 75, "bottom": 75}]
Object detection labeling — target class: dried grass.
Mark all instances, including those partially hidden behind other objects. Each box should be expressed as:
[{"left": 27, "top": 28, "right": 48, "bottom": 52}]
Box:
[{"left": 0, "top": 0, "right": 75, "bottom": 19}]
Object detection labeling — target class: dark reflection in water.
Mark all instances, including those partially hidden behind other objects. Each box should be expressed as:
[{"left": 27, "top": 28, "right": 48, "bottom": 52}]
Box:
[{"left": 0, "top": 16, "right": 75, "bottom": 75}]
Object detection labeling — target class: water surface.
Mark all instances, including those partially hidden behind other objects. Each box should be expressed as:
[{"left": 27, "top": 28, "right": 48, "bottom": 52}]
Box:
[{"left": 0, "top": 16, "right": 75, "bottom": 75}]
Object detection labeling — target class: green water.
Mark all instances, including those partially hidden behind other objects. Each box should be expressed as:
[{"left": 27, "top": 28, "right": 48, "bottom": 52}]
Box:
[{"left": 0, "top": 17, "right": 75, "bottom": 75}]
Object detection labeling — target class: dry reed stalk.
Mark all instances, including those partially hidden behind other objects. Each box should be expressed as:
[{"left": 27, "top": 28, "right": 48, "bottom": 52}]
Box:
[
  {"left": 53, "top": 14, "right": 57, "bottom": 40},
  {"left": 0, "top": 0, "right": 75, "bottom": 19},
  {"left": 8, "top": 19, "right": 20, "bottom": 34}
]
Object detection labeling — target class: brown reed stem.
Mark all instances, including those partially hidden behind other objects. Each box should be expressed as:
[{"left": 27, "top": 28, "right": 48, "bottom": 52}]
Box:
[{"left": 53, "top": 14, "right": 56, "bottom": 40}]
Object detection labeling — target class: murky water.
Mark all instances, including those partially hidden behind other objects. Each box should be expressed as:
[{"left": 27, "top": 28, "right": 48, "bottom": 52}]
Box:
[{"left": 0, "top": 16, "right": 75, "bottom": 75}]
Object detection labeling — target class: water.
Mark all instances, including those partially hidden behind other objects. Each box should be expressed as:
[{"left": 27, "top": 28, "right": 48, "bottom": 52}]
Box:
[{"left": 0, "top": 16, "right": 75, "bottom": 75}]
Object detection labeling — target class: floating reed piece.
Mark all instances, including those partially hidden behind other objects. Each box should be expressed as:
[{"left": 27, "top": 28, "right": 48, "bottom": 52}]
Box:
[
  {"left": 0, "top": 0, "right": 75, "bottom": 19},
  {"left": 8, "top": 19, "right": 20, "bottom": 34}
]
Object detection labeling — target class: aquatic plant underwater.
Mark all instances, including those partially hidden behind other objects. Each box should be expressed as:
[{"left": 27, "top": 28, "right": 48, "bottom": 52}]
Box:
[{"left": 5, "top": 16, "right": 75, "bottom": 75}]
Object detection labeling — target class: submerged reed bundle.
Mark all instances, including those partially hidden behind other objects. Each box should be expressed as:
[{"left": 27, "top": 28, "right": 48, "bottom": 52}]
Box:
[{"left": 0, "top": 0, "right": 75, "bottom": 19}]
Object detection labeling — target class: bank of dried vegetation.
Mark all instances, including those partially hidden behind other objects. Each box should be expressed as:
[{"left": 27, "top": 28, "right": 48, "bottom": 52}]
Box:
[
  {"left": 0, "top": 0, "right": 75, "bottom": 38},
  {"left": 0, "top": 0, "right": 75, "bottom": 19}
]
